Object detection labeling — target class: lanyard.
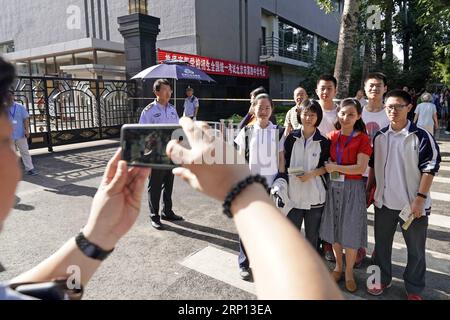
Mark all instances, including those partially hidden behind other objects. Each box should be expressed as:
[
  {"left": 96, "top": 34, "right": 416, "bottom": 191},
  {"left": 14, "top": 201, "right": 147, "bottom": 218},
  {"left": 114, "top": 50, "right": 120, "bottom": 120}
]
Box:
[
  {"left": 335, "top": 130, "right": 355, "bottom": 165},
  {"left": 9, "top": 104, "right": 17, "bottom": 120}
]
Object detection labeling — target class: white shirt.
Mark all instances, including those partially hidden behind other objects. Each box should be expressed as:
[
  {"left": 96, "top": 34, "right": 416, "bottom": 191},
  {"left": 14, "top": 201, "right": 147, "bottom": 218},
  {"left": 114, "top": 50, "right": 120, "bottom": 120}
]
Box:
[
  {"left": 362, "top": 107, "right": 390, "bottom": 177},
  {"left": 362, "top": 107, "right": 390, "bottom": 143},
  {"left": 415, "top": 102, "right": 437, "bottom": 127},
  {"left": 234, "top": 122, "right": 284, "bottom": 186},
  {"left": 317, "top": 106, "right": 337, "bottom": 136},
  {"left": 382, "top": 122, "right": 412, "bottom": 211}
]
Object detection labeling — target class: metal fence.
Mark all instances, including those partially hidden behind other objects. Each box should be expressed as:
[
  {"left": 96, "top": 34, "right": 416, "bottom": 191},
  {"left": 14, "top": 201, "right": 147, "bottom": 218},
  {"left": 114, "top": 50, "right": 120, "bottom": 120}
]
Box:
[{"left": 12, "top": 76, "right": 137, "bottom": 150}]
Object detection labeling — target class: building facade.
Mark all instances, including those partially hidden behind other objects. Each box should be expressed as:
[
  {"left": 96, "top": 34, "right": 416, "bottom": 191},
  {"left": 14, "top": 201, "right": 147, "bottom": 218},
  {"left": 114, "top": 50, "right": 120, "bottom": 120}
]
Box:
[{"left": 0, "top": 0, "right": 342, "bottom": 100}]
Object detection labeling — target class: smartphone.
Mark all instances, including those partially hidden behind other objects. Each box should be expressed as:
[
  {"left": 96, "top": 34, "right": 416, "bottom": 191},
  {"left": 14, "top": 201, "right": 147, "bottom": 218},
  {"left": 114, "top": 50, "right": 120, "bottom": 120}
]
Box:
[{"left": 121, "top": 124, "right": 186, "bottom": 169}]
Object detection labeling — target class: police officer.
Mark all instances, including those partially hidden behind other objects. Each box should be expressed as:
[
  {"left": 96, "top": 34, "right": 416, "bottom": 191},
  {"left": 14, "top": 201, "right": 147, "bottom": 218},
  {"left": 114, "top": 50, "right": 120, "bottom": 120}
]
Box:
[
  {"left": 183, "top": 86, "right": 199, "bottom": 120},
  {"left": 139, "top": 79, "right": 183, "bottom": 230}
]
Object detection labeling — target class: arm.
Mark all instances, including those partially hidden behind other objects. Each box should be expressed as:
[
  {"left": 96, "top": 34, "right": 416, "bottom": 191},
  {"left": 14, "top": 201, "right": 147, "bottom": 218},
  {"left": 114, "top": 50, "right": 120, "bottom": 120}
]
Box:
[
  {"left": 433, "top": 112, "right": 438, "bottom": 129},
  {"left": 278, "top": 151, "right": 285, "bottom": 173},
  {"left": 413, "top": 113, "right": 419, "bottom": 124},
  {"left": 410, "top": 173, "right": 435, "bottom": 218},
  {"left": 11, "top": 150, "right": 150, "bottom": 286},
  {"left": 167, "top": 118, "right": 343, "bottom": 300},
  {"left": 325, "top": 153, "right": 370, "bottom": 175},
  {"left": 24, "top": 118, "right": 30, "bottom": 139}
]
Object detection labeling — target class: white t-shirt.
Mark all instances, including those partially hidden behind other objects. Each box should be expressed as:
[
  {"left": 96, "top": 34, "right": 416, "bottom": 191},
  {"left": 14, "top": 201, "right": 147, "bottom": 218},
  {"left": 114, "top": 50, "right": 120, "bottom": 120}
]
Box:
[
  {"left": 415, "top": 102, "right": 437, "bottom": 127},
  {"left": 359, "top": 98, "right": 368, "bottom": 108},
  {"left": 234, "top": 122, "right": 284, "bottom": 186},
  {"left": 362, "top": 107, "right": 390, "bottom": 143},
  {"left": 317, "top": 106, "right": 337, "bottom": 136},
  {"left": 362, "top": 107, "right": 390, "bottom": 177},
  {"left": 382, "top": 122, "right": 412, "bottom": 211}
]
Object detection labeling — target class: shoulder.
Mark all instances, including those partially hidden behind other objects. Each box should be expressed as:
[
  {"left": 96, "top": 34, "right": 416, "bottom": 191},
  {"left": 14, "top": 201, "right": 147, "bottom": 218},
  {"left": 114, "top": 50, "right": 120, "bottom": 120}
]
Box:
[
  {"left": 143, "top": 102, "right": 156, "bottom": 112},
  {"left": 327, "top": 130, "right": 340, "bottom": 141}
]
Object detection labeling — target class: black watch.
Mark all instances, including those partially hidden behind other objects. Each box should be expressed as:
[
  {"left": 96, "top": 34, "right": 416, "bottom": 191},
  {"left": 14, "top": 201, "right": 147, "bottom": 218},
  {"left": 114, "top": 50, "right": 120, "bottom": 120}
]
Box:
[
  {"left": 416, "top": 192, "right": 427, "bottom": 199},
  {"left": 75, "top": 232, "right": 114, "bottom": 261}
]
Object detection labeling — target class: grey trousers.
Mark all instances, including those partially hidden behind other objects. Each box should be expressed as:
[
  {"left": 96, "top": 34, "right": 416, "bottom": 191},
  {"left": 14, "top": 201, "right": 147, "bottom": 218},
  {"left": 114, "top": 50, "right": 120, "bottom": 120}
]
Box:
[
  {"left": 374, "top": 206, "right": 428, "bottom": 295},
  {"left": 287, "top": 207, "right": 323, "bottom": 250}
]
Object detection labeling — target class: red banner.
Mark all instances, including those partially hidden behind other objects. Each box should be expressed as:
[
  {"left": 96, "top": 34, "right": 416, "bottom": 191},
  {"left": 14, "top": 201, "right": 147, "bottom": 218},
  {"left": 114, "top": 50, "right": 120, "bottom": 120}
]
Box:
[{"left": 157, "top": 49, "right": 269, "bottom": 79}]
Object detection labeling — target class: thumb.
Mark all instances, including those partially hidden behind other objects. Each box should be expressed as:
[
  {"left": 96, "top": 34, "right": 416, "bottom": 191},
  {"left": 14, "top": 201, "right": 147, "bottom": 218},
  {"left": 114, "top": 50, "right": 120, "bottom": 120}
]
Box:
[
  {"left": 173, "top": 167, "right": 199, "bottom": 189},
  {"left": 108, "top": 160, "right": 128, "bottom": 193}
]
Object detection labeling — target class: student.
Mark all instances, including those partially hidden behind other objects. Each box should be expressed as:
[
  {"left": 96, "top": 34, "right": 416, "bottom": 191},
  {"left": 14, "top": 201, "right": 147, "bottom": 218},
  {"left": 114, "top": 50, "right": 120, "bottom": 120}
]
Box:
[
  {"left": 355, "top": 89, "right": 368, "bottom": 108},
  {"left": 166, "top": 117, "right": 343, "bottom": 299},
  {"left": 360, "top": 72, "right": 390, "bottom": 266},
  {"left": 366, "top": 90, "right": 441, "bottom": 300},
  {"left": 234, "top": 93, "right": 285, "bottom": 281},
  {"left": 284, "top": 87, "right": 308, "bottom": 135},
  {"left": 320, "top": 98, "right": 372, "bottom": 293},
  {"left": 278, "top": 99, "right": 330, "bottom": 250},
  {"left": 238, "top": 87, "right": 277, "bottom": 129},
  {"left": 315, "top": 74, "right": 339, "bottom": 262}
]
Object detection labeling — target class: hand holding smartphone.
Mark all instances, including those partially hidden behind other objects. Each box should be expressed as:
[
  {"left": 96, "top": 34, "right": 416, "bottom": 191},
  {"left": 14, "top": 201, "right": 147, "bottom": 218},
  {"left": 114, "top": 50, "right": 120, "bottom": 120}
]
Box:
[{"left": 121, "top": 124, "right": 187, "bottom": 169}]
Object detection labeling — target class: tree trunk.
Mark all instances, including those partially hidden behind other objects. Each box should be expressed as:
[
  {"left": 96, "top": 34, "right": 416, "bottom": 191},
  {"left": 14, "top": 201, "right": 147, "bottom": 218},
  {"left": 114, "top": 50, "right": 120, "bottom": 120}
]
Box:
[
  {"left": 384, "top": 0, "right": 394, "bottom": 66},
  {"left": 375, "top": 30, "right": 383, "bottom": 69},
  {"left": 361, "top": 39, "right": 372, "bottom": 88},
  {"left": 334, "top": 0, "right": 360, "bottom": 99}
]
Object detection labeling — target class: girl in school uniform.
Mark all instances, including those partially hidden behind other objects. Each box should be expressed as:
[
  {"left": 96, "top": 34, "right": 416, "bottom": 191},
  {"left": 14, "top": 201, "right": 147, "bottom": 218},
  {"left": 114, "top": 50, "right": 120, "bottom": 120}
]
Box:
[
  {"left": 278, "top": 99, "right": 330, "bottom": 250},
  {"left": 319, "top": 98, "right": 372, "bottom": 293}
]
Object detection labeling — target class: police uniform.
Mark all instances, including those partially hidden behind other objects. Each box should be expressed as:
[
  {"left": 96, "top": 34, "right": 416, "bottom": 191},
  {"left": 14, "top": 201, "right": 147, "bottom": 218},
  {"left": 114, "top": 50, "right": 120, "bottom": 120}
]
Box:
[
  {"left": 183, "top": 96, "right": 199, "bottom": 119},
  {"left": 139, "top": 100, "right": 180, "bottom": 223}
]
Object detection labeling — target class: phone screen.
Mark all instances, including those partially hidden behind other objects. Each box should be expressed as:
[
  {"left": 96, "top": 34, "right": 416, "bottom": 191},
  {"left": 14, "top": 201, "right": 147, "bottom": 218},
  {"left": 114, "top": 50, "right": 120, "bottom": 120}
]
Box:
[{"left": 121, "top": 125, "right": 184, "bottom": 168}]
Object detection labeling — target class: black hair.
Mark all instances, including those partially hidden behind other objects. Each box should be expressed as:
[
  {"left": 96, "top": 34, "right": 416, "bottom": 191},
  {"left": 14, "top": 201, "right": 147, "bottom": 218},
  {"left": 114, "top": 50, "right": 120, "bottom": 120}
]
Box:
[
  {"left": 254, "top": 93, "right": 273, "bottom": 108},
  {"left": 317, "top": 74, "right": 337, "bottom": 88},
  {"left": 385, "top": 89, "right": 412, "bottom": 105},
  {"left": 364, "top": 72, "right": 387, "bottom": 85},
  {"left": 334, "top": 98, "right": 367, "bottom": 133},
  {"left": 297, "top": 99, "right": 323, "bottom": 127},
  {"left": 153, "top": 79, "right": 171, "bottom": 92},
  {"left": 0, "top": 57, "right": 16, "bottom": 115},
  {"left": 250, "top": 86, "right": 267, "bottom": 99}
]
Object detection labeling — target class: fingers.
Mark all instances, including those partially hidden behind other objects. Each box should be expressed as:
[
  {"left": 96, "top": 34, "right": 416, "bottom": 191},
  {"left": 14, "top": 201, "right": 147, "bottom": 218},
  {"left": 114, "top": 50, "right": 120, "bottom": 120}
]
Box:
[
  {"left": 179, "top": 117, "right": 197, "bottom": 145},
  {"left": 172, "top": 167, "right": 199, "bottom": 189},
  {"left": 104, "top": 148, "right": 122, "bottom": 184},
  {"left": 167, "top": 139, "right": 192, "bottom": 166},
  {"left": 108, "top": 160, "right": 128, "bottom": 194}
]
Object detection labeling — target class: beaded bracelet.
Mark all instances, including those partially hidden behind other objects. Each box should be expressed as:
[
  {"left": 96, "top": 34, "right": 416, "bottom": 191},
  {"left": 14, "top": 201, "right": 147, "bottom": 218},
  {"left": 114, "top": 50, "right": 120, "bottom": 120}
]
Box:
[{"left": 222, "top": 174, "right": 269, "bottom": 218}]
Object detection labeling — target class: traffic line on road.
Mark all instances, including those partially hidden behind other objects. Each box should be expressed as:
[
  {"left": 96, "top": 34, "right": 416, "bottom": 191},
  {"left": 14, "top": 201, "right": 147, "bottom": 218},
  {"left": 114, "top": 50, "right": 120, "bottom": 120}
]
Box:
[
  {"left": 434, "top": 176, "right": 450, "bottom": 184},
  {"left": 367, "top": 206, "right": 450, "bottom": 229},
  {"left": 180, "top": 246, "right": 363, "bottom": 300}
]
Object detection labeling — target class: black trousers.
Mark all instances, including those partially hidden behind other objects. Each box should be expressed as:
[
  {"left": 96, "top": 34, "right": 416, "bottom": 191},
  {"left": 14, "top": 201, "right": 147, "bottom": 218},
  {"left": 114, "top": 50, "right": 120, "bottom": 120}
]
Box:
[{"left": 148, "top": 169, "right": 174, "bottom": 222}]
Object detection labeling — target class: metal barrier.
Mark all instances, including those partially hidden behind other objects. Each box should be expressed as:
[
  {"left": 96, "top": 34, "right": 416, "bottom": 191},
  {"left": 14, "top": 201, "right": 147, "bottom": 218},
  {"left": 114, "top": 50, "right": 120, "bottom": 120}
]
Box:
[{"left": 12, "top": 76, "right": 136, "bottom": 151}]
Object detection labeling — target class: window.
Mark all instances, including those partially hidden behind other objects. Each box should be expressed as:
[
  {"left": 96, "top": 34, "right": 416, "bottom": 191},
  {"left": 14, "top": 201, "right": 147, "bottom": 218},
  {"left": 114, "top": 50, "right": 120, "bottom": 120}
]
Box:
[
  {"left": 261, "top": 27, "right": 266, "bottom": 46},
  {"left": 278, "top": 20, "right": 315, "bottom": 62},
  {"left": 0, "top": 41, "right": 15, "bottom": 54}
]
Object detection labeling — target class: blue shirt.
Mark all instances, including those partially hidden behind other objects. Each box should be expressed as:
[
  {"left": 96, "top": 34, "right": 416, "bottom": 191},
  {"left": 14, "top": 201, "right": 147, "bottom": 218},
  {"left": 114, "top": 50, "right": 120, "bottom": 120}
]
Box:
[
  {"left": 139, "top": 100, "right": 179, "bottom": 124},
  {"left": 8, "top": 102, "right": 29, "bottom": 140},
  {"left": 183, "top": 96, "right": 199, "bottom": 117}
]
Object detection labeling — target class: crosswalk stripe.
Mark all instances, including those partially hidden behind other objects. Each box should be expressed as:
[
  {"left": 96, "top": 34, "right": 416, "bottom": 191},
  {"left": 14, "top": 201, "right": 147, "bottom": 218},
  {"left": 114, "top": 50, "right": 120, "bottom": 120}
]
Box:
[
  {"left": 430, "top": 192, "right": 450, "bottom": 202},
  {"left": 439, "top": 166, "right": 450, "bottom": 172},
  {"left": 367, "top": 206, "right": 450, "bottom": 229},
  {"left": 434, "top": 176, "right": 450, "bottom": 184},
  {"left": 180, "top": 246, "right": 363, "bottom": 300}
]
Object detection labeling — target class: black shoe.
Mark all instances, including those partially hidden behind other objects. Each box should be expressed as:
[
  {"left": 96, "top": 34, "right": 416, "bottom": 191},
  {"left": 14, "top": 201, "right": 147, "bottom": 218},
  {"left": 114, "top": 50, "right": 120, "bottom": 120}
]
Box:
[
  {"left": 151, "top": 220, "right": 163, "bottom": 230},
  {"left": 239, "top": 267, "right": 252, "bottom": 281},
  {"left": 161, "top": 211, "right": 183, "bottom": 221}
]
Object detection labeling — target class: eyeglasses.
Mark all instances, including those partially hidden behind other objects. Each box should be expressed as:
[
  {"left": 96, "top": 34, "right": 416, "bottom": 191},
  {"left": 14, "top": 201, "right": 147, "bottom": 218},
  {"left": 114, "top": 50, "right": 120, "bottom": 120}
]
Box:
[{"left": 385, "top": 104, "right": 408, "bottom": 111}]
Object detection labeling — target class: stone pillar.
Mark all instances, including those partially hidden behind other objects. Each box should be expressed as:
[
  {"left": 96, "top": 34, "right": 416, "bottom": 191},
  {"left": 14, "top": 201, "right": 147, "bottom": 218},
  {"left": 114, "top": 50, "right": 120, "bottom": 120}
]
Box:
[{"left": 118, "top": 13, "right": 160, "bottom": 112}]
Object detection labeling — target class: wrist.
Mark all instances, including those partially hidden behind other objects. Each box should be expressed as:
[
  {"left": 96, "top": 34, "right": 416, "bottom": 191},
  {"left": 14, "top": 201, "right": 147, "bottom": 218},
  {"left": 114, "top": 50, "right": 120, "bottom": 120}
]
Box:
[
  {"left": 230, "top": 183, "right": 268, "bottom": 216},
  {"left": 82, "top": 227, "right": 117, "bottom": 252}
]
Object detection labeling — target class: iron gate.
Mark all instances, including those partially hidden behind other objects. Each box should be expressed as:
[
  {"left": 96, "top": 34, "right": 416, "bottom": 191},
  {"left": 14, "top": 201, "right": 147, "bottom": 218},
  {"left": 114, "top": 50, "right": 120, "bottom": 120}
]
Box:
[{"left": 12, "top": 76, "right": 138, "bottom": 151}]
